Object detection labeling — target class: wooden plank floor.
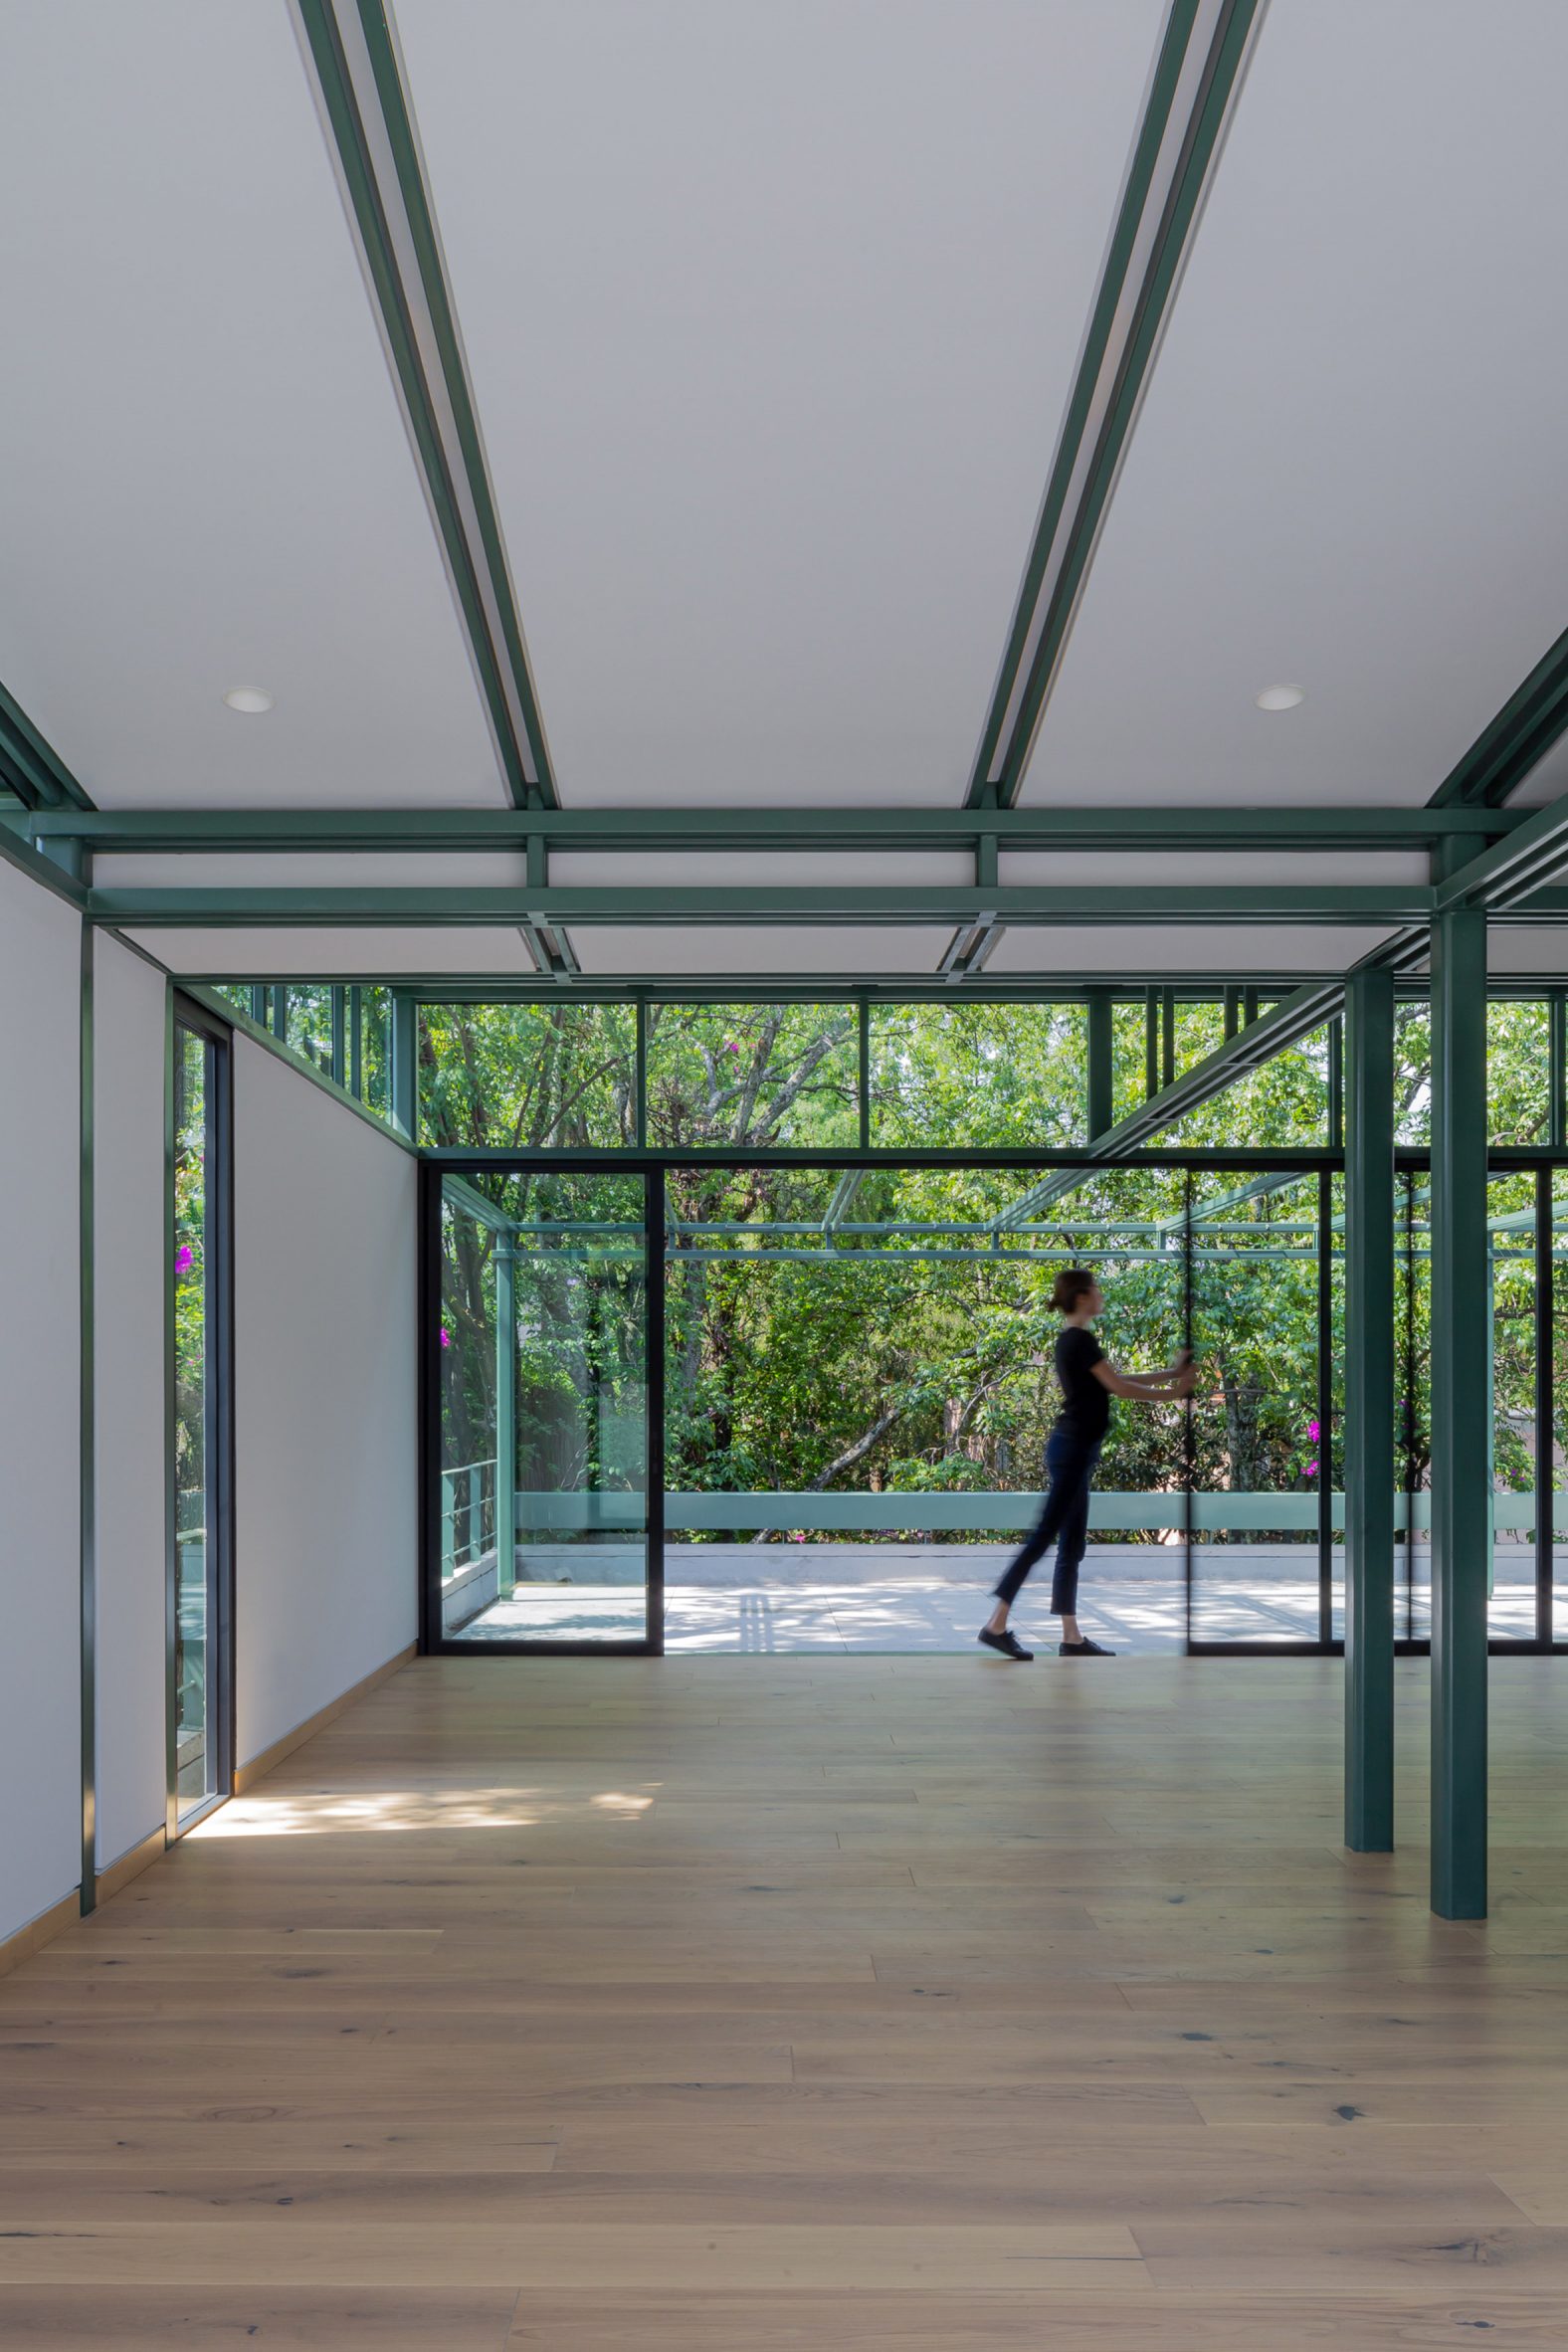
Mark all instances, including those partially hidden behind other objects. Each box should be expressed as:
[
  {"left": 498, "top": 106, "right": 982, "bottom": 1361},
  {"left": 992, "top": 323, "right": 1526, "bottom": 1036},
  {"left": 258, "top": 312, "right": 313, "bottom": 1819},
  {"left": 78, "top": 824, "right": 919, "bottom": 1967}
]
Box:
[{"left": 2, "top": 1655, "right": 1567, "bottom": 2348}]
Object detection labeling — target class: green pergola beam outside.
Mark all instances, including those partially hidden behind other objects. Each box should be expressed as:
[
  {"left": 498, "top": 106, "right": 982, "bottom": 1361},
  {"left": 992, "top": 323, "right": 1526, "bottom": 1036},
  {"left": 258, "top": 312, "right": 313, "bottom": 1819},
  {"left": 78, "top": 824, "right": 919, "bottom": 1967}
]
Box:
[{"left": 991, "top": 982, "right": 1345, "bottom": 1221}]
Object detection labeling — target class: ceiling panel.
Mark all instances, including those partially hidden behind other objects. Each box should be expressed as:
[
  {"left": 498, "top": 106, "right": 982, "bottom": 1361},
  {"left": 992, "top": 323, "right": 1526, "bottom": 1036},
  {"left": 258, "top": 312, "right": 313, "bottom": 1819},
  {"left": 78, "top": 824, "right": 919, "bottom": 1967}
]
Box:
[
  {"left": 0, "top": 2, "right": 501, "bottom": 810},
  {"left": 552, "top": 851, "right": 974, "bottom": 887},
  {"left": 572, "top": 926, "right": 955, "bottom": 976},
  {"left": 984, "top": 925, "right": 1398, "bottom": 976},
  {"left": 1484, "top": 929, "right": 1568, "bottom": 977},
  {"left": 125, "top": 928, "right": 537, "bottom": 977},
  {"left": 96, "top": 854, "right": 526, "bottom": 889},
  {"left": 393, "top": 0, "right": 1167, "bottom": 807},
  {"left": 1025, "top": 0, "right": 1568, "bottom": 810},
  {"left": 1000, "top": 851, "right": 1429, "bottom": 885}
]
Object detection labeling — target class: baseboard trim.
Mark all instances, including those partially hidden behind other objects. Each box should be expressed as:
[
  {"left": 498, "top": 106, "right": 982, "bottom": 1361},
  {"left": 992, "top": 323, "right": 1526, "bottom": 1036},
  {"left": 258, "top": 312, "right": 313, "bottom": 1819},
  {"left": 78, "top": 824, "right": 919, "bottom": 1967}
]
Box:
[
  {"left": 233, "top": 1643, "right": 418, "bottom": 1795},
  {"left": 95, "top": 1825, "right": 167, "bottom": 1906},
  {"left": 0, "top": 1891, "right": 81, "bottom": 1982}
]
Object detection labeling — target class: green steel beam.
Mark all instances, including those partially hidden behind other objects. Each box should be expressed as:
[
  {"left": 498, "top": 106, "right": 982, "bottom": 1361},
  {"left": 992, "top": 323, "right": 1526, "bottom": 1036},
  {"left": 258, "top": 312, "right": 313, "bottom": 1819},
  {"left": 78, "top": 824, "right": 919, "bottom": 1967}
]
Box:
[
  {"left": 1430, "top": 624, "right": 1568, "bottom": 809},
  {"left": 0, "top": 809, "right": 91, "bottom": 910},
  {"left": 86, "top": 882, "right": 1432, "bottom": 930},
  {"left": 1433, "top": 785, "right": 1568, "bottom": 914},
  {"left": 1429, "top": 904, "right": 1489, "bottom": 1919},
  {"left": 1343, "top": 966, "right": 1395, "bottom": 1853},
  {"left": 292, "top": 0, "right": 555, "bottom": 808},
  {"left": 0, "top": 677, "right": 94, "bottom": 811},
  {"left": 967, "top": 0, "right": 1264, "bottom": 807},
  {"left": 26, "top": 803, "right": 1523, "bottom": 854}
]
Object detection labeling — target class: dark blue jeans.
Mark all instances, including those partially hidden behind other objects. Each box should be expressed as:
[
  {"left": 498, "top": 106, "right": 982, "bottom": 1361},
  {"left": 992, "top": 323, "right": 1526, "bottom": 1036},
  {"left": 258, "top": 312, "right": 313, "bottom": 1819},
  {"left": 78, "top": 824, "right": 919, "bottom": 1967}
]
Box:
[{"left": 993, "top": 1427, "right": 1101, "bottom": 1617}]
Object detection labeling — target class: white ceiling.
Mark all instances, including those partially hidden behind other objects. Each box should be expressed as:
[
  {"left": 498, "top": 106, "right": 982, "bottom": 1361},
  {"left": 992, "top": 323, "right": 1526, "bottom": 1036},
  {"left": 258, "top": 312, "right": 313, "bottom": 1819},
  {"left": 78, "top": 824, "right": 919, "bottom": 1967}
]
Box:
[
  {"left": 1026, "top": 0, "right": 1568, "bottom": 810},
  {"left": 0, "top": 2, "right": 503, "bottom": 811},
  {"left": 571, "top": 926, "right": 956, "bottom": 976},
  {"left": 393, "top": 0, "right": 1167, "bottom": 807},
  {"left": 1483, "top": 930, "right": 1568, "bottom": 978},
  {"left": 6, "top": 0, "right": 1567, "bottom": 991},
  {"left": 124, "top": 927, "right": 538, "bottom": 977},
  {"left": 984, "top": 925, "right": 1399, "bottom": 976}
]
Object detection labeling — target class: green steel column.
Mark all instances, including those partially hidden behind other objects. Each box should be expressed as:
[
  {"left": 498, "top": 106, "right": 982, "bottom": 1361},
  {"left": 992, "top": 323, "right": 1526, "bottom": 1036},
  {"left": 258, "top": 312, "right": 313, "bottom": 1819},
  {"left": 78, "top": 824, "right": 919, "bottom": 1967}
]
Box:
[
  {"left": 493, "top": 1238, "right": 516, "bottom": 1599},
  {"left": 1343, "top": 967, "right": 1395, "bottom": 1851},
  {"left": 1086, "top": 991, "right": 1113, "bottom": 1139},
  {"left": 1430, "top": 902, "right": 1489, "bottom": 1919},
  {"left": 390, "top": 992, "right": 417, "bottom": 1139}
]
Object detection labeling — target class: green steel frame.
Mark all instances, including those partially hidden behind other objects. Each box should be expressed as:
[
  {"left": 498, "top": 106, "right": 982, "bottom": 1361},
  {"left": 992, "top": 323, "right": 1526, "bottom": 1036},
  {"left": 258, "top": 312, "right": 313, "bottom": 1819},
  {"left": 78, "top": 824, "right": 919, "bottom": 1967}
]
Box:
[
  {"left": 1429, "top": 906, "right": 1491, "bottom": 1918},
  {"left": 20, "top": 804, "right": 1528, "bottom": 854},
  {"left": 1343, "top": 967, "right": 1395, "bottom": 1852},
  {"left": 291, "top": 0, "right": 555, "bottom": 809},
  {"left": 966, "top": 0, "right": 1265, "bottom": 808}
]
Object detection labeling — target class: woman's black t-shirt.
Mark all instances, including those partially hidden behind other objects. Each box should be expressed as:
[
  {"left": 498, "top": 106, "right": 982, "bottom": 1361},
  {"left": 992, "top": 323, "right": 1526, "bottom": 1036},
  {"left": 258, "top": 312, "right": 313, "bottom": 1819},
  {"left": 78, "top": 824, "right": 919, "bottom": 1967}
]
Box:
[{"left": 1055, "top": 1325, "right": 1109, "bottom": 1445}]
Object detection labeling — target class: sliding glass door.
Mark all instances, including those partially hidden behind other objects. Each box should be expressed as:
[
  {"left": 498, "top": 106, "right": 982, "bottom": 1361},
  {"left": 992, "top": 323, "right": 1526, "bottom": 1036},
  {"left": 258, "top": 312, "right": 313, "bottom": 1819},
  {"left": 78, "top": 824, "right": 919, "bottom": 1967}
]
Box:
[
  {"left": 429, "top": 1168, "right": 661, "bottom": 1651},
  {"left": 170, "top": 1000, "right": 232, "bottom": 1824}
]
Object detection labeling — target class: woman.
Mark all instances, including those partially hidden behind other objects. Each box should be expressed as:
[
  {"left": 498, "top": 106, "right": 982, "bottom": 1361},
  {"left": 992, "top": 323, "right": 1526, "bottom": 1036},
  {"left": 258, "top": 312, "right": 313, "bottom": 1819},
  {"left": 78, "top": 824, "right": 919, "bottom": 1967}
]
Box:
[{"left": 979, "top": 1268, "right": 1195, "bottom": 1662}]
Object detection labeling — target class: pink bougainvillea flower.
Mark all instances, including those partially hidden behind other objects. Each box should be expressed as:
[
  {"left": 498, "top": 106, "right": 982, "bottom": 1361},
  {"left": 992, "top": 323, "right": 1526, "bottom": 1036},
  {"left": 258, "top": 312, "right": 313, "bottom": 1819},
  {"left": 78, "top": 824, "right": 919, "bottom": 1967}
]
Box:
[
  {"left": 1305, "top": 1459, "right": 1319, "bottom": 1476},
  {"left": 1307, "top": 1418, "right": 1320, "bottom": 1442},
  {"left": 174, "top": 1245, "right": 194, "bottom": 1274},
  {"left": 439, "top": 1325, "right": 451, "bottom": 1349}
]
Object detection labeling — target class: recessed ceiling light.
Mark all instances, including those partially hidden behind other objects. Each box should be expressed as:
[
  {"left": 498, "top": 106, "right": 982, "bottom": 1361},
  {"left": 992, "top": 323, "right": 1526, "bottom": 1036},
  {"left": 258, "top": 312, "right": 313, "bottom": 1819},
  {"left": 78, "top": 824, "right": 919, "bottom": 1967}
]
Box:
[
  {"left": 1256, "top": 684, "right": 1304, "bottom": 711},
  {"left": 223, "top": 686, "right": 274, "bottom": 713}
]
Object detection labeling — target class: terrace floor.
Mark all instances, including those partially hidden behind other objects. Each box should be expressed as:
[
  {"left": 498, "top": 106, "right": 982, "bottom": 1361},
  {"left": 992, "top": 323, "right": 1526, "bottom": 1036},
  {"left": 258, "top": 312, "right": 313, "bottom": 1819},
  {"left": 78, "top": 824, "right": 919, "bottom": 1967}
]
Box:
[{"left": 456, "top": 1545, "right": 1556, "bottom": 1652}]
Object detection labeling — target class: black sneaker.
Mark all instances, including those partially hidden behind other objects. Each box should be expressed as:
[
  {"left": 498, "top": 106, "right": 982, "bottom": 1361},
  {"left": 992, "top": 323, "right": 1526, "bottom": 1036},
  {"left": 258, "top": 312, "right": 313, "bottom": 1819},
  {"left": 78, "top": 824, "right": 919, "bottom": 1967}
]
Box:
[
  {"left": 1059, "top": 1637, "right": 1115, "bottom": 1657},
  {"left": 978, "top": 1627, "right": 1034, "bottom": 1662}
]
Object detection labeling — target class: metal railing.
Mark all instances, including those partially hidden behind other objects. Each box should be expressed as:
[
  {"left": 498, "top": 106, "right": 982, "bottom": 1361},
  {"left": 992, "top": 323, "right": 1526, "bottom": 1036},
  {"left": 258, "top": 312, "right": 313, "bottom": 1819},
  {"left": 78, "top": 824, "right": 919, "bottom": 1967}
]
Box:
[{"left": 440, "top": 1465, "right": 1568, "bottom": 1563}]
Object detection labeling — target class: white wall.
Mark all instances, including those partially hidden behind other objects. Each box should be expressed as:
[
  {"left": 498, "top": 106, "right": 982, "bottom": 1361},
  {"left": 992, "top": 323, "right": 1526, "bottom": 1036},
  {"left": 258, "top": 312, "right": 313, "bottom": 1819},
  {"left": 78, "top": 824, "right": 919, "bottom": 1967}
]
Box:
[
  {"left": 0, "top": 859, "right": 83, "bottom": 1942},
  {"left": 232, "top": 1037, "right": 417, "bottom": 1767},
  {"left": 92, "top": 936, "right": 168, "bottom": 1869}
]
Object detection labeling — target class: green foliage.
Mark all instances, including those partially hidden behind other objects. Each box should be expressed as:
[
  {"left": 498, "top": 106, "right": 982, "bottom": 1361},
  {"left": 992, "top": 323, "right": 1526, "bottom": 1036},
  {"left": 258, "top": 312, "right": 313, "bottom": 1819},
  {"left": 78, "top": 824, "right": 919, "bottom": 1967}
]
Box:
[
  {"left": 870, "top": 1003, "right": 1086, "bottom": 1146},
  {"left": 647, "top": 1004, "right": 857, "bottom": 1147}
]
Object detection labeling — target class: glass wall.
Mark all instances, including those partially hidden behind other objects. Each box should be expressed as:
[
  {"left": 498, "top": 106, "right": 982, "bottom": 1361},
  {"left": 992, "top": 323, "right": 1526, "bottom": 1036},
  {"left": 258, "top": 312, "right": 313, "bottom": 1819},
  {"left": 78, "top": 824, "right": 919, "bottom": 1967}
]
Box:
[
  {"left": 208, "top": 982, "right": 396, "bottom": 1129},
  {"left": 869, "top": 1003, "right": 1086, "bottom": 1145},
  {"left": 172, "top": 1013, "right": 229, "bottom": 1817},
  {"left": 421, "top": 1002, "right": 636, "bottom": 1149},
  {"left": 436, "top": 1170, "right": 653, "bottom": 1647},
  {"left": 1187, "top": 1172, "right": 1326, "bottom": 1644},
  {"left": 648, "top": 1003, "right": 858, "bottom": 1148}
]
